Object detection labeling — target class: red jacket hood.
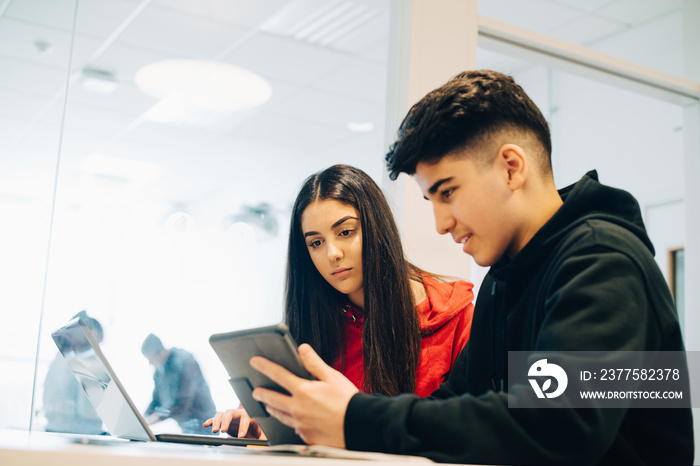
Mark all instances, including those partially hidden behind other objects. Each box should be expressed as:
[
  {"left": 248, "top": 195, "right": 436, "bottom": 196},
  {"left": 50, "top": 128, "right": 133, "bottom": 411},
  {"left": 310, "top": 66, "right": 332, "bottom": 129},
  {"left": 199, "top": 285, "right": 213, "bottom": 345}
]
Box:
[{"left": 416, "top": 275, "right": 474, "bottom": 335}]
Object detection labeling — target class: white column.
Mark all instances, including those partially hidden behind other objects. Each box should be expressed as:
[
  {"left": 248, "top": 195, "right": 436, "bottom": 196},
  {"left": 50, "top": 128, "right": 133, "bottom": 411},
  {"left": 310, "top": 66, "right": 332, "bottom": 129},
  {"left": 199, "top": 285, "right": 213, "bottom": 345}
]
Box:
[
  {"left": 384, "top": 0, "right": 478, "bottom": 280},
  {"left": 684, "top": 103, "right": 700, "bottom": 351},
  {"left": 682, "top": 0, "right": 700, "bottom": 351},
  {"left": 682, "top": 2, "right": 700, "bottom": 464},
  {"left": 684, "top": 98, "right": 700, "bottom": 466}
]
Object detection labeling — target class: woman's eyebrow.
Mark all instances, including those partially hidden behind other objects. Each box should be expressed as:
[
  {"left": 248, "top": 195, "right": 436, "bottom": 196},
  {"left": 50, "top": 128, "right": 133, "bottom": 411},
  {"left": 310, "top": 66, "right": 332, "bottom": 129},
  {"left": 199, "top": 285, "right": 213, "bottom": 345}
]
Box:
[
  {"left": 331, "top": 215, "right": 358, "bottom": 229},
  {"left": 304, "top": 215, "right": 358, "bottom": 238}
]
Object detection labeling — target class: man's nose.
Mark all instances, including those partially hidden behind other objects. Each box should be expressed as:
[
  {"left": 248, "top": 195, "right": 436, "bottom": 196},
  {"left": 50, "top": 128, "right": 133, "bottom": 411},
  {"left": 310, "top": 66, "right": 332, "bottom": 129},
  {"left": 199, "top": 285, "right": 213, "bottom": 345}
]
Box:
[{"left": 433, "top": 204, "right": 455, "bottom": 235}]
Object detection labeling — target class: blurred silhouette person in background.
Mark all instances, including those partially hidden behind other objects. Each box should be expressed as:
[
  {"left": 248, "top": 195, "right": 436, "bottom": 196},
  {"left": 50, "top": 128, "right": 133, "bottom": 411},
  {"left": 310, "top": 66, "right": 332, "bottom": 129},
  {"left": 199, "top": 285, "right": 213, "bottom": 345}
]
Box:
[
  {"left": 141, "top": 333, "right": 216, "bottom": 435},
  {"left": 43, "top": 310, "right": 106, "bottom": 435}
]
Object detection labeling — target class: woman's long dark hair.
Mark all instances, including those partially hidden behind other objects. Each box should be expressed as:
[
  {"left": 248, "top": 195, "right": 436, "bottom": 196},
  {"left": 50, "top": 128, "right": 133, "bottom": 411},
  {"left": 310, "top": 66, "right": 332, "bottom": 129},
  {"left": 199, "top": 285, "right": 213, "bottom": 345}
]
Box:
[{"left": 284, "top": 164, "right": 421, "bottom": 396}]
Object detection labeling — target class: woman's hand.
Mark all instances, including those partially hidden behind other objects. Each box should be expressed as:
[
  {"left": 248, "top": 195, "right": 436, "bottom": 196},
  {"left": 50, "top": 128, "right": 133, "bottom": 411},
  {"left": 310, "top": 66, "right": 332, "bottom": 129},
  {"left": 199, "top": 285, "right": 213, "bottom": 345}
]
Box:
[{"left": 203, "top": 408, "right": 266, "bottom": 439}]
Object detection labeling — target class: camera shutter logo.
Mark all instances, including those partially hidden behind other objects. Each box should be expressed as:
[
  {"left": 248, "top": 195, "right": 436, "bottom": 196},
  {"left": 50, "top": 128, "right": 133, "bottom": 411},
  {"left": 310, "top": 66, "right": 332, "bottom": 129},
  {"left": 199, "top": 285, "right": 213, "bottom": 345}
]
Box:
[{"left": 528, "top": 359, "right": 568, "bottom": 399}]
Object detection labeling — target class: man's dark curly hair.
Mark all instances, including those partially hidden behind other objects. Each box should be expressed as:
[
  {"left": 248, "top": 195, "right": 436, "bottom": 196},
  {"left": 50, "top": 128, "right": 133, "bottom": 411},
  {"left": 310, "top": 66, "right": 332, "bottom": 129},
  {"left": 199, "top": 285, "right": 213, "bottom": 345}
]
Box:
[{"left": 385, "top": 70, "right": 552, "bottom": 180}]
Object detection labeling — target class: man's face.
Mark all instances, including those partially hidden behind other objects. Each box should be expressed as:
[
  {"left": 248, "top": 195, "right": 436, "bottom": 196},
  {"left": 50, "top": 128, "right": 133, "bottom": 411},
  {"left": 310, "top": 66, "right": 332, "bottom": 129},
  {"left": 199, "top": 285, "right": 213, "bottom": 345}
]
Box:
[
  {"left": 414, "top": 152, "right": 517, "bottom": 267},
  {"left": 147, "top": 351, "right": 168, "bottom": 369}
]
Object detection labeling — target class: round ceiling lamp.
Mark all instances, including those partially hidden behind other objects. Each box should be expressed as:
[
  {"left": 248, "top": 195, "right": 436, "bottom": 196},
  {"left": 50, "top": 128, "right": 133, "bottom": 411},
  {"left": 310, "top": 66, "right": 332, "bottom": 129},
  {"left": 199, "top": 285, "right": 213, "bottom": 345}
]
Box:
[{"left": 134, "top": 59, "right": 272, "bottom": 112}]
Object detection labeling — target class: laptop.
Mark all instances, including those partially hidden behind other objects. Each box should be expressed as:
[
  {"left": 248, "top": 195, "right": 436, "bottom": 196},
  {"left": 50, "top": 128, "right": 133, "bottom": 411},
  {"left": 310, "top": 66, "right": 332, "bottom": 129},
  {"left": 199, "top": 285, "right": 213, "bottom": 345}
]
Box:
[{"left": 50, "top": 316, "right": 268, "bottom": 447}]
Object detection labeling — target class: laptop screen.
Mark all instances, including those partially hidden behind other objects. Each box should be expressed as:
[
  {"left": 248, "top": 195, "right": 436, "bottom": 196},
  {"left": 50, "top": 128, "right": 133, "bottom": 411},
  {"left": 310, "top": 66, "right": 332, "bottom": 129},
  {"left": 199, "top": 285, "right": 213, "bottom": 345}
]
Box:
[{"left": 51, "top": 317, "right": 153, "bottom": 441}]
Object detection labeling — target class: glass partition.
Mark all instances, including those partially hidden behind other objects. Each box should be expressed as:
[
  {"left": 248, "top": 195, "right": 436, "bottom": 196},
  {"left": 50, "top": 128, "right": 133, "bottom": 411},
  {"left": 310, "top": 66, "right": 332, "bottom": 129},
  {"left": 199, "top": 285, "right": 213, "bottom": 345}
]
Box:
[
  {"left": 476, "top": 48, "right": 686, "bottom": 313},
  {"left": 0, "top": 0, "right": 78, "bottom": 430},
  {"left": 479, "top": 0, "right": 686, "bottom": 77},
  {"left": 1, "top": 0, "right": 391, "bottom": 433}
]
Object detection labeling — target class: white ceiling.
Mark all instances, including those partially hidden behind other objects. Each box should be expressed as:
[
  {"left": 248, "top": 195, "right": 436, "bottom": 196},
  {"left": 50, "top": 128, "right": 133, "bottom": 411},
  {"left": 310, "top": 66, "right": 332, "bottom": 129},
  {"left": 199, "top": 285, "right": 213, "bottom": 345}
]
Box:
[{"left": 0, "top": 0, "right": 684, "bottom": 232}]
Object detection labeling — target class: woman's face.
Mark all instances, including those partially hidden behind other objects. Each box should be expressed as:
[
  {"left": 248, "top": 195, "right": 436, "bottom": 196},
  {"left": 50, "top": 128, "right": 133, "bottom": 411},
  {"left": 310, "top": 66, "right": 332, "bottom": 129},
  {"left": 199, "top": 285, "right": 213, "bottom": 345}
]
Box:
[{"left": 301, "top": 199, "right": 364, "bottom": 309}]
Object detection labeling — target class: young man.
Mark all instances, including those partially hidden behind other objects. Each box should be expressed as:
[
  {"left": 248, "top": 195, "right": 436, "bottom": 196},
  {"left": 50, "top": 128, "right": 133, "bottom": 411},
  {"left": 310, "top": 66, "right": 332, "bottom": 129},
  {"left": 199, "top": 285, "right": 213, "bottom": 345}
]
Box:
[
  {"left": 141, "top": 333, "right": 217, "bottom": 435},
  {"left": 249, "top": 70, "right": 694, "bottom": 464}
]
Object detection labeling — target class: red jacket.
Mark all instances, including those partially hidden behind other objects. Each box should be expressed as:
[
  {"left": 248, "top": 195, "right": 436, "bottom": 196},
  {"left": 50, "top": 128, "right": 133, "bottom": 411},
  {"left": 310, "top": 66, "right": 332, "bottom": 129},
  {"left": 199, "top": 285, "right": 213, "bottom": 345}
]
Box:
[{"left": 332, "top": 275, "right": 474, "bottom": 397}]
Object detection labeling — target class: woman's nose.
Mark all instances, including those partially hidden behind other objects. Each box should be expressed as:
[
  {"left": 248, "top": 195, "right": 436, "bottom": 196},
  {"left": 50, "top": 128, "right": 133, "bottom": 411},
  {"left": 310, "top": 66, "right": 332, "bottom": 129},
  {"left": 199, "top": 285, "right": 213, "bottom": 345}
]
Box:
[{"left": 327, "top": 241, "right": 343, "bottom": 261}]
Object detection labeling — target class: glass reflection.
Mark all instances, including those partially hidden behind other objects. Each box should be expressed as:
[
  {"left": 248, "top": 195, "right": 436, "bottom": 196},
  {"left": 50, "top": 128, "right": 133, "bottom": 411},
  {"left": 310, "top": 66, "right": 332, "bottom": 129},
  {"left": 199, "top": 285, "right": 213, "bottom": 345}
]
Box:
[
  {"left": 141, "top": 333, "right": 215, "bottom": 435},
  {"left": 478, "top": 0, "right": 686, "bottom": 77},
  {"left": 476, "top": 49, "right": 685, "bottom": 297},
  {"left": 0, "top": 0, "right": 390, "bottom": 432},
  {"left": 50, "top": 315, "right": 151, "bottom": 441},
  {"left": 43, "top": 311, "right": 106, "bottom": 435}
]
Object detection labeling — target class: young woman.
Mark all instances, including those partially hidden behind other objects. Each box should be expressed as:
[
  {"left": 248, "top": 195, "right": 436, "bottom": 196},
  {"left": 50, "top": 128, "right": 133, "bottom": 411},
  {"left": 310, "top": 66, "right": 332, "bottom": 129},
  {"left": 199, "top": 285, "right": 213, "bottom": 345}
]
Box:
[{"left": 205, "top": 164, "right": 474, "bottom": 438}]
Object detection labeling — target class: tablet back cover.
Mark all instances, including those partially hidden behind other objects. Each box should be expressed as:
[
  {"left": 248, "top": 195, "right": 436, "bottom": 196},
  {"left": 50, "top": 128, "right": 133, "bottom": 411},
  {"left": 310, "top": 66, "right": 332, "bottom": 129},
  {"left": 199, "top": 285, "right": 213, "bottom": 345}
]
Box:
[{"left": 209, "top": 323, "right": 312, "bottom": 445}]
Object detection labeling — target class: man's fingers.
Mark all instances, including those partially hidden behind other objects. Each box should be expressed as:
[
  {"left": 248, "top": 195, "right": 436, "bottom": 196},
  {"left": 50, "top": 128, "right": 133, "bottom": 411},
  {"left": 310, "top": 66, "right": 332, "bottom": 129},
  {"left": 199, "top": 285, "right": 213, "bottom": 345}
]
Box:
[
  {"left": 250, "top": 356, "right": 303, "bottom": 393},
  {"left": 252, "top": 386, "right": 292, "bottom": 411},
  {"left": 297, "top": 343, "right": 335, "bottom": 382},
  {"left": 250, "top": 344, "right": 336, "bottom": 397},
  {"left": 249, "top": 346, "right": 354, "bottom": 448},
  {"left": 252, "top": 386, "right": 299, "bottom": 430},
  {"left": 265, "top": 405, "right": 298, "bottom": 431}
]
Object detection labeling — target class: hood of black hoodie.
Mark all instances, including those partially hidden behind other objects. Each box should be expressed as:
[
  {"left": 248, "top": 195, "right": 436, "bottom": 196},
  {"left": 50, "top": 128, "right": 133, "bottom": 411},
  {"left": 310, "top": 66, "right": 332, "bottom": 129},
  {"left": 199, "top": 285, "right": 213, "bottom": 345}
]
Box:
[{"left": 490, "top": 170, "right": 654, "bottom": 283}]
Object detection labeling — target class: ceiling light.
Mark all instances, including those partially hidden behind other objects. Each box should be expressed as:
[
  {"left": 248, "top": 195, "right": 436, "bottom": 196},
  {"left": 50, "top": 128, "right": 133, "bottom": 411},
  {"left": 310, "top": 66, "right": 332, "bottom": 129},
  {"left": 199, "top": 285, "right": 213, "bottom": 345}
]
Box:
[
  {"left": 34, "top": 40, "right": 53, "bottom": 56},
  {"left": 134, "top": 59, "right": 272, "bottom": 115},
  {"left": 346, "top": 121, "right": 374, "bottom": 133},
  {"left": 81, "top": 68, "right": 118, "bottom": 94}
]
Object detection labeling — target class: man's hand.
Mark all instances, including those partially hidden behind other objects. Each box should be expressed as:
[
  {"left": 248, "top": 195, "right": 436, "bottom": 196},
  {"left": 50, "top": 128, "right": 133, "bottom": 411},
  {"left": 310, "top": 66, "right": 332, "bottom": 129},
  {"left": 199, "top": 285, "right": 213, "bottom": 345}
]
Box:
[
  {"left": 203, "top": 408, "right": 265, "bottom": 439},
  {"left": 250, "top": 343, "right": 359, "bottom": 448},
  {"left": 144, "top": 413, "right": 161, "bottom": 425}
]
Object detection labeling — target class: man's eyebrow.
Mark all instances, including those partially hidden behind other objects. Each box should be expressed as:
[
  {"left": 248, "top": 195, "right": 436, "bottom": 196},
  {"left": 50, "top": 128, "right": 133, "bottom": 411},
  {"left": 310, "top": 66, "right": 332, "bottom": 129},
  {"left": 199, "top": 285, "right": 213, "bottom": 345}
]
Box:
[
  {"left": 303, "top": 216, "right": 358, "bottom": 238},
  {"left": 427, "top": 178, "right": 453, "bottom": 196}
]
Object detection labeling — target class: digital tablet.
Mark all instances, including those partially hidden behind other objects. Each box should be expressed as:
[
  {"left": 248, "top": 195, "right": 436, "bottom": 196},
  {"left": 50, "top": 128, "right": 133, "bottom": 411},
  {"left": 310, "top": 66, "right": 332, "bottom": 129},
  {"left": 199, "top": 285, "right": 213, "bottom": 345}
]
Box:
[{"left": 209, "top": 323, "right": 314, "bottom": 445}]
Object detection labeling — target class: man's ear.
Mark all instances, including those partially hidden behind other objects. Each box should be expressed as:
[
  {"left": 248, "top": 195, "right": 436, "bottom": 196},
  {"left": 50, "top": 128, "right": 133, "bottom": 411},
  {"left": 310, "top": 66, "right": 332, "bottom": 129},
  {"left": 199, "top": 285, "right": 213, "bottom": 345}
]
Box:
[{"left": 497, "top": 144, "right": 527, "bottom": 191}]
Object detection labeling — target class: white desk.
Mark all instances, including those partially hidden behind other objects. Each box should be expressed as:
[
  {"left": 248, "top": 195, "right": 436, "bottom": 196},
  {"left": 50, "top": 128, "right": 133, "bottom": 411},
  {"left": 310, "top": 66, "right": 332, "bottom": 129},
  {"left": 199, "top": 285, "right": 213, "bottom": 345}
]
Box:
[{"left": 0, "top": 430, "right": 449, "bottom": 466}]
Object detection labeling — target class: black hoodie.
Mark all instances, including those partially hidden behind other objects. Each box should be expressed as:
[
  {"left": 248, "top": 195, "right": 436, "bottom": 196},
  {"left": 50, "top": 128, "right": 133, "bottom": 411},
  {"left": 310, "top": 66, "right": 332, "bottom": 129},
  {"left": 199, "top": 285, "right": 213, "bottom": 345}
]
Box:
[{"left": 344, "top": 171, "right": 694, "bottom": 465}]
